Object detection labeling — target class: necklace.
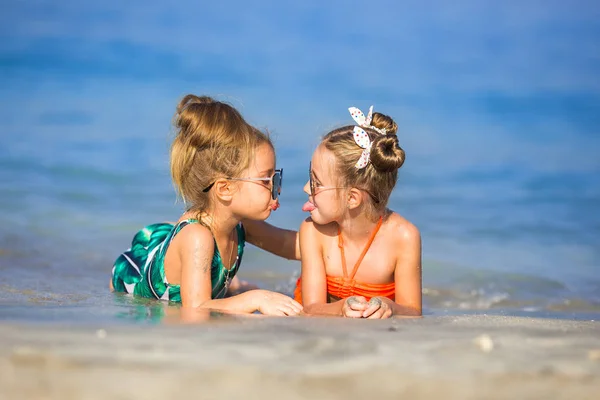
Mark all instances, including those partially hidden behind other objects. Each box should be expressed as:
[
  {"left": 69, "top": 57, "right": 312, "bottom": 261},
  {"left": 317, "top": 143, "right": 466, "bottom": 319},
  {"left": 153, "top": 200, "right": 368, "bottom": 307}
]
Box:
[
  {"left": 222, "top": 226, "right": 237, "bottom": 293},
  {"left": 201, "top": 213, "right": 237, "bottom": 269},
  {"left": 197, "top": 213, "right": 239, "bottom": 297}
]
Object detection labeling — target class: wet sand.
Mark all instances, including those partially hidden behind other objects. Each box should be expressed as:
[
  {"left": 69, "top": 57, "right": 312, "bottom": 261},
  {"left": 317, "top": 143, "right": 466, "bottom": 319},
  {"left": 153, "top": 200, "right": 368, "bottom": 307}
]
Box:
[{"left": 1, "top": 315, "right": 599, "bottom": 399}]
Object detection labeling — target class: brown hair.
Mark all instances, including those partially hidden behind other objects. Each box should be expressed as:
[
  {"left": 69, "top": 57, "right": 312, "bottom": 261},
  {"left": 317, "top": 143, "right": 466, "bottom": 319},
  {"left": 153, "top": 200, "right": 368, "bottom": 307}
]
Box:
[
  {"left": 170, "top": 94, "right": 272, "bottom": 213},
  {"left": 322, "top": 111, "right": 405, "bottom": 219}
]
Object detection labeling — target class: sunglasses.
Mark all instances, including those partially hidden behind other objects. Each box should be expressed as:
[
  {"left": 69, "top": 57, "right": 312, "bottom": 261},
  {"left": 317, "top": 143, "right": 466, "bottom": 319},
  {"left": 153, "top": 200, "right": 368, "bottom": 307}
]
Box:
[
  {"left": 203, "top": 169, "right": 283, "bottom": 201},
  {"left": 309, "top": 162, "right": 344, "bottom": 197},
  {"left": 309, "top": 162, "right": 379, "bottom": 203}
]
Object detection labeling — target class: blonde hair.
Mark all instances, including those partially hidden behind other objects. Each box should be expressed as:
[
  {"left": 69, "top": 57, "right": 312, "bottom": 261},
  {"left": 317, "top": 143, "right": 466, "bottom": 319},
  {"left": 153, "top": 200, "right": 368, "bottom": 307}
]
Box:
[
  {"left": 322, "top": 112, "right": 405, "bottom": 219},
  {"left": 170, "top": 94, "right": 272, "bottom": 213}
]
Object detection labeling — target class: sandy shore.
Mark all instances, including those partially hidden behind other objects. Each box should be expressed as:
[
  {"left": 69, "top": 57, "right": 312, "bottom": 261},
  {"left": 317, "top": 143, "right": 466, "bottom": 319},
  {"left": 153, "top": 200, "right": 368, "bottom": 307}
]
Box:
[{"left": 1, "top": 315, "right": 599, "bottom": 400}]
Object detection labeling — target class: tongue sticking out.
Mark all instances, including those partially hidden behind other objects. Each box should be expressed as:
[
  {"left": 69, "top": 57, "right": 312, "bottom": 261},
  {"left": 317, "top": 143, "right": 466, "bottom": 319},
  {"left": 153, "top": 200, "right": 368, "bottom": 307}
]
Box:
[{"left": 302, "top": 201, "right": 316, "bottom": 212}]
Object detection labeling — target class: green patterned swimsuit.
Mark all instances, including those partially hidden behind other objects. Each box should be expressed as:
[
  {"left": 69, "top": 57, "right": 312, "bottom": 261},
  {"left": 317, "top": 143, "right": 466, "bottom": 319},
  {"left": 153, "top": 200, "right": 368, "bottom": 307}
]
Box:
[{"left": 111, "top": 219, "right": 245, "bottom": 302}]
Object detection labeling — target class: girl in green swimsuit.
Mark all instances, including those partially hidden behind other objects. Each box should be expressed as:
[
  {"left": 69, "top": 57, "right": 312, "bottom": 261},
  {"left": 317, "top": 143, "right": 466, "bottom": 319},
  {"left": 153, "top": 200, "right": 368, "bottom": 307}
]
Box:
[{"left": 111, "top": 94, "right": 302, "bottom": 316}]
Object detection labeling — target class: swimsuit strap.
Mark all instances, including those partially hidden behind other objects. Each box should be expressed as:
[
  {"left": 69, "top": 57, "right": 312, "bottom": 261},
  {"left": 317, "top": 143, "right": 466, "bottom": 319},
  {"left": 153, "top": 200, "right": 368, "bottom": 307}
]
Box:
[
  {"left": 337, "top": 216, "right": 383, "bottom": 280},
  {"left": 173, "top": 219, "right": 244, "bottom": 272}
]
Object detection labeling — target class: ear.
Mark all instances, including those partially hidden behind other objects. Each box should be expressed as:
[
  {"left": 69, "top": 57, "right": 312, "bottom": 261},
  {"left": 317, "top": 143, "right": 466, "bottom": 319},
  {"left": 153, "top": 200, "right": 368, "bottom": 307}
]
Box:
[
  {"left": 346, "top": 188, "right": 364, "bottom": 210},
  {"left": 213, "top": 179, "right": 235, "bottom": 202}
]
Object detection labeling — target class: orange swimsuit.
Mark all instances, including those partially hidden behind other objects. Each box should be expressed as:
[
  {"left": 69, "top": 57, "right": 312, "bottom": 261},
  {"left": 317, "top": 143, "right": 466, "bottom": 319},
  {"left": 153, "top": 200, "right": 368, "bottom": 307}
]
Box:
[{"left": 294, "top": 217, "right": 395, "bottom": 304}]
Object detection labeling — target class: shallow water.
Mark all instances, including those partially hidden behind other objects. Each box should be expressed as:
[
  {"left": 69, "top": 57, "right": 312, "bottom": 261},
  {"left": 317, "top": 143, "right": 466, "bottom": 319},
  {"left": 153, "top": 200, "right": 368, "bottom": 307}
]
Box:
[{"left": 1, "top": 1, "right": 599, "bottom": 323}]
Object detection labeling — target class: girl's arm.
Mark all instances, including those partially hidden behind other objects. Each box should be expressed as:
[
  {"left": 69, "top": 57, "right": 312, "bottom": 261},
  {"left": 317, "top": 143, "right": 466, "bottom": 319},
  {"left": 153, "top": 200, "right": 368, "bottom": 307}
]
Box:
[
  {"left": 392, "top": 222, "right": 422, "bottom": 316},
  {"left": 242, "top": 219, "right": 300, "bottom": 260},
  {"left": 176, "top": 224, "right": 302, "bottom": 315},
  {"left": 299, "top": 219, "right": 358, "bottom": 316},
  {"left": 364, "top": 222, "right": 422, "bottom": 318}
]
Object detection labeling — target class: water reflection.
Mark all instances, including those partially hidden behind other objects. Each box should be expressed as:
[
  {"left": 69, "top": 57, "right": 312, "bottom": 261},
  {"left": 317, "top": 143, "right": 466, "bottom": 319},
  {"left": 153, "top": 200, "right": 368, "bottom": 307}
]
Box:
[{"left": 111, "top": 294, "right": 264, "bottom": 324}]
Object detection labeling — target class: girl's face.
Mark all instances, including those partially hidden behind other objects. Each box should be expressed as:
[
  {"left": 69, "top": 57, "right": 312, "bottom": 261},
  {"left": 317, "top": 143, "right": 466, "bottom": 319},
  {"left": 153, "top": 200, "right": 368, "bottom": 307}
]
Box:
[
  {"left": 302, "top": 145, "right": 347, "bottom": 224},
  {"left": 232, "top": 143, "right": 280, "bottom": 221}
]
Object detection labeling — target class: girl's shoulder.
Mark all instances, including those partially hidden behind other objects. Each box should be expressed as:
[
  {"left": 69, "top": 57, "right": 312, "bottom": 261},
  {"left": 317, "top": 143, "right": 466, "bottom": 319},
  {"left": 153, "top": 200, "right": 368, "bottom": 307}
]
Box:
[
  {"left": 382, "top": 210, "right": 420, "bottom": 246},
  {"left": 170, "top": 219, "right": 215, "bottom": 254}
]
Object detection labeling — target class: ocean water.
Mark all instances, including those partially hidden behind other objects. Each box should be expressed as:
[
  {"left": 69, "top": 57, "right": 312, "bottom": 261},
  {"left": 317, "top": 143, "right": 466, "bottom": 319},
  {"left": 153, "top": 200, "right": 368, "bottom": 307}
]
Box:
[{"left": 0, "top": 1, "right": 599, "bottom": 323}]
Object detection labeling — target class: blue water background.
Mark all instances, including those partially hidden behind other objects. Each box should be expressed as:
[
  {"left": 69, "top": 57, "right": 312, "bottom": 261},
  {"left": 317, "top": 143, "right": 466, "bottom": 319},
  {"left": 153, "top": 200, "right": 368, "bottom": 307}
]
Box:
[{"left": 0, "top": 0, "right": 599, "bottom": 322}]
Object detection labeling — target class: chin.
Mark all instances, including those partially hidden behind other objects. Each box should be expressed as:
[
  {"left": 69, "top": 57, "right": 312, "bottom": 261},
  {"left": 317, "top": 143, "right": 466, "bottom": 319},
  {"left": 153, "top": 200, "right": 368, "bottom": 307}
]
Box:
[
  {"left": 308, "top": 211, "right": 332, "bottom": 226},
  {"left": 244, "top": 211, "right": 272, "bottom": 221},
  {"left": 260, "top": 208, "right": 273, "bottom": 220},
  {"left": 239, "top": 206, "right": 272, "bottom": 221}
]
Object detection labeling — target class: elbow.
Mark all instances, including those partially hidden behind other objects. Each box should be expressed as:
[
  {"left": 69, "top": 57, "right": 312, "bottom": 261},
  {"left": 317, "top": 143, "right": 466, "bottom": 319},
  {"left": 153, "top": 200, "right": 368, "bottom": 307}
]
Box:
[
  {"left": 410, "top": 309, "right": 423, "bottom": 317},
  {"left": 302, "top": 302, "right": 321, "bottom": 315},
  {"left": 302, "top": 301, "right": 340, "bottom": 317},
  {"left": 303, "top": 303, "right": 315, "bottom": 314},
  {"left": 405, "top": 306, "right": 422, "bottom": 317},
  {"left": 181, "top": 298, "right": 212, "bottom": 310},
  {"left": 394, "top": 305, "right": 422, "bottom": 318}
]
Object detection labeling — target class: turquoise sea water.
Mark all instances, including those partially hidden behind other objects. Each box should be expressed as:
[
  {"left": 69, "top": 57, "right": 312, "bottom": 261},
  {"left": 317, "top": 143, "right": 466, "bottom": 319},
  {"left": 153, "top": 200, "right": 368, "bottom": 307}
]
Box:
[{"left": 0, "top": 1, "right": 599, "bottom": 323}]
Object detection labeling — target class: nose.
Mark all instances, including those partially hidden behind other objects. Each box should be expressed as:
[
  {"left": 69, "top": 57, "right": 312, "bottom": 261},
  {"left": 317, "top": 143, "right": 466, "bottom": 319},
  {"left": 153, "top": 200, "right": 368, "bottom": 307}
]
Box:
[{"left": 303, "top": 180, "right": 310, "bottom": 195}]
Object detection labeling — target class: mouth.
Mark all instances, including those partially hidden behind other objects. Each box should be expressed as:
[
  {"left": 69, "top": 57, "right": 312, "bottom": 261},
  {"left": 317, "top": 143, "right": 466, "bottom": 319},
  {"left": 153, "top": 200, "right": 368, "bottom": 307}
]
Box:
[
  {"left": 302, "top": 200, "right": 316, "bottom": 212},
  {"left": 270, "top": 200, "right": 280, "bottom": 211}
]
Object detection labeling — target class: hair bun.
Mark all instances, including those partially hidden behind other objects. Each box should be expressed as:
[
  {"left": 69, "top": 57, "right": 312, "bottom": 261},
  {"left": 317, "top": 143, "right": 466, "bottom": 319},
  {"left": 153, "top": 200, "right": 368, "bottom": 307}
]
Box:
[
  {"left": 370, "top": 112, "right": 398, "bottom": 135},
  {"left": 173, "top": 94, "right": 217, "bottom": 137},
  {"left": 369, "top": 134, "right": 405, "bottom": 172},
  {"left": 176, "top": 94, "right": 215, "bottom": 115}
]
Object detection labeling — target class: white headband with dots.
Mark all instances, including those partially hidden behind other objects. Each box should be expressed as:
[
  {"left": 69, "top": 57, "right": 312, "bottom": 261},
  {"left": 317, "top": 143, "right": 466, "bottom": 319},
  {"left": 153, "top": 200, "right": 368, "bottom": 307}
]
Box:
[{"left": 348, "top": 106, "right": 387, "bottom": 169}]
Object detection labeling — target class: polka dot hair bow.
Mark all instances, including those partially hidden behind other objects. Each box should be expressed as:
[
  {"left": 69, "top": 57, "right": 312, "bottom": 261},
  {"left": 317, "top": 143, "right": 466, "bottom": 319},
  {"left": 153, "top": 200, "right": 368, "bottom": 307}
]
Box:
[
  {"left": 353, "top": 126, "right": 372, "bottom": 169},
  {"left": 348, "top": 105, "right": 387, "bottom": 135}
]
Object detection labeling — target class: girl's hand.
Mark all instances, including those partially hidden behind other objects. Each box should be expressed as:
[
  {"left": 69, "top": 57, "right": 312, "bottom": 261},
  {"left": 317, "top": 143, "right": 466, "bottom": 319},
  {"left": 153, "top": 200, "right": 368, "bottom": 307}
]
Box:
[
  {"left": 362, "top": 297, "right": 392, "bottom": 319},
  {"left": 252, "top": 290, "right": 303, "bottom": 316},
  {"left": 341, "top": 296, "right": 369, "bottom": 318}
]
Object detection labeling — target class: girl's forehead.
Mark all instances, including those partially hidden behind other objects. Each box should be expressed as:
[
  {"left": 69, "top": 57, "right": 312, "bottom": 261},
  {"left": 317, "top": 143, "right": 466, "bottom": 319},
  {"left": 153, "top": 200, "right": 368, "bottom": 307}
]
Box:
[
  {"left": 312, "top": 146, "right": 336, "bottom": 174},
  {"left": 249, "top": 143, "right": 275, "bottom": 171}
]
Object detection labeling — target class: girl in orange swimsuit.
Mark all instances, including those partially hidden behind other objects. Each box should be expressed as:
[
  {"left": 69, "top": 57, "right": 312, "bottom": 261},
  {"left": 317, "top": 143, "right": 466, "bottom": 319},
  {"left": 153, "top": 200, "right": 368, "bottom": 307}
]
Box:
[{"left": 295, "top": 106, "right": 422, "bottom": 318}]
